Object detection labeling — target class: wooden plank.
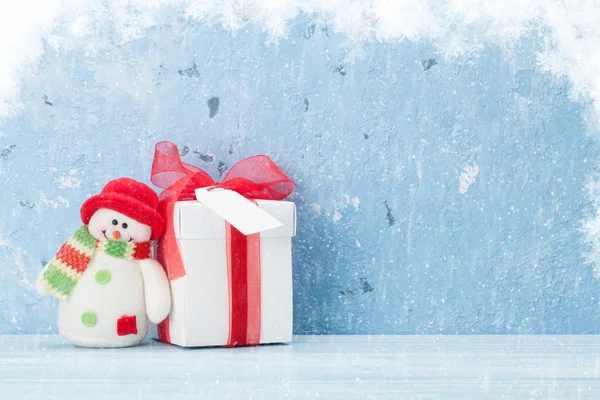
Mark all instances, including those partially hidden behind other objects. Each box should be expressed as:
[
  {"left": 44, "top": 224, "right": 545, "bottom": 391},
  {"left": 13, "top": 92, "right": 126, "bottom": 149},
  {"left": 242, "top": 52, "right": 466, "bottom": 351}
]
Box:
[{"left": 0, "top": 335, "right": 599, "bottom": 399}]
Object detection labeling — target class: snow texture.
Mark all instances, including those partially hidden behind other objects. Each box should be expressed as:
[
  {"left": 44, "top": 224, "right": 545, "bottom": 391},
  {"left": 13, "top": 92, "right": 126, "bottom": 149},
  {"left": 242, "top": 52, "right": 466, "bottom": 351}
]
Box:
[
  {"left": 2, "top": 1, "right": 600, "bottom": 121},
  {"left": 459, "top": 164, "right": 479, "bottom": 194},
  {"left": 0, "top": 0, "right": 600, "bottom": 334}
]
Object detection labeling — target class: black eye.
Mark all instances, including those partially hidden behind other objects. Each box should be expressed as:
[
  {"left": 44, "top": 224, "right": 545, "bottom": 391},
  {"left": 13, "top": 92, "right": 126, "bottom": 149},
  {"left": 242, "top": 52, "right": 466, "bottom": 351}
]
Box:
[
  {"left": 112, "top": 219, "right": 118, "bottom": 225},
  {"left": 122, "top": 223, "right": 128, "bottom": 229}
]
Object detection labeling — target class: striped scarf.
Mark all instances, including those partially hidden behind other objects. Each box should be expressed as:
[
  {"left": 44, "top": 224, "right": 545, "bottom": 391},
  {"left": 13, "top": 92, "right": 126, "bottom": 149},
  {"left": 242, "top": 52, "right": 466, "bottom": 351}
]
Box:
[{"left": 39, "top": 226, "right": 152, "bottom": 299}]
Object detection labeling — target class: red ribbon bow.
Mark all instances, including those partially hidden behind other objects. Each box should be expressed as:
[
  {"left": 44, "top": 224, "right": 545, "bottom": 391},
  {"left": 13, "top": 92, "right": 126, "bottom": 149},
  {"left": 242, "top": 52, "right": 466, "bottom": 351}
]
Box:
[
  {"left": 151, "top": 141, "right": 296, "bottom": 206},
  {"left": 150, "top": 141, "right": 295, "bottom": 346}
]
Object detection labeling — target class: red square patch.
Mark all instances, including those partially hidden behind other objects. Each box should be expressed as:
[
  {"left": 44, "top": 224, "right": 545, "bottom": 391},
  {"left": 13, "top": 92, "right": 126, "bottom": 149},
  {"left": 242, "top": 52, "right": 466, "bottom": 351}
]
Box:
[{"left": 117, "top": 315, "right": 138, "bottom": 336}]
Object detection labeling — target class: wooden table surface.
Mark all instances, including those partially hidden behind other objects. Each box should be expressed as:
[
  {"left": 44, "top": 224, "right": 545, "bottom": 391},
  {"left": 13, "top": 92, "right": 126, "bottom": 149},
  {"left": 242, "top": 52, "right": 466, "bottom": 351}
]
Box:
[{"left": 0, "top": 335, "right": 599, "bottom": 399}]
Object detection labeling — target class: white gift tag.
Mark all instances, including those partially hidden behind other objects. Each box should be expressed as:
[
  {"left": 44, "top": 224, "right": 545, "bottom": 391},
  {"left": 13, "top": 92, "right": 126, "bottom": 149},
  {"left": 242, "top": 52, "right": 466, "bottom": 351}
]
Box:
[{"left": 194, "top": 187, "right": 283, "bottom": 235}]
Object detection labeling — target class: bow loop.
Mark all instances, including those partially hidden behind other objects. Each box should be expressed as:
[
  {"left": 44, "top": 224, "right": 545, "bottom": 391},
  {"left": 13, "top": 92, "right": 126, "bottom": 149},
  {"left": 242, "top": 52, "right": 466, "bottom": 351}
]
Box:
[
  {"left": 222, "top": 155, "right": 296, "bottom": 200},
  {"left": 151, "top": 141, "right": 215, "bottom": 207}
]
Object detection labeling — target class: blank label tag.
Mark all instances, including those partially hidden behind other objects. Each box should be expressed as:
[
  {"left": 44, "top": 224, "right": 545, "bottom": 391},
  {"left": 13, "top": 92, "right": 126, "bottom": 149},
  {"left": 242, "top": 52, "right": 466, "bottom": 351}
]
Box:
[{"left": 195, "top": 187, "right": 283, "bottom": 235}]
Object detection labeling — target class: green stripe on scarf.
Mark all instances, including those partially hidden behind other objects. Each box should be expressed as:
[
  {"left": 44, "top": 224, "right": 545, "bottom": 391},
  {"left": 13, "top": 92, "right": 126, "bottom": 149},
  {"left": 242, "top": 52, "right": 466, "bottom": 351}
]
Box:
[
  {"left": 105, "top": 240, "right": 128, "bottom": 258},
  {"left": 73, "top": 226, "right": 97, "bottom": 250},
  {"left": 43, "top": 262, "right": 78, "bottom": 297}
]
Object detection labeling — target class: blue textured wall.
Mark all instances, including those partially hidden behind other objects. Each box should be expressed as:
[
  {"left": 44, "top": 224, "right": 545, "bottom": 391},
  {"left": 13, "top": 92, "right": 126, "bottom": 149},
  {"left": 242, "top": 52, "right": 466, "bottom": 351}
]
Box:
[{"left": 1, "top": 17, "right": 598, "bottom": 334}]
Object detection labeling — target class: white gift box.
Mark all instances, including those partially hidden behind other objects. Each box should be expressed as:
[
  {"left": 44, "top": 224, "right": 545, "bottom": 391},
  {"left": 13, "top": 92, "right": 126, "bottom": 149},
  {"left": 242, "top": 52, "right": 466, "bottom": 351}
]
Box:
[{"left": 150, "top": 190, "right": 296, "bottom": 347}]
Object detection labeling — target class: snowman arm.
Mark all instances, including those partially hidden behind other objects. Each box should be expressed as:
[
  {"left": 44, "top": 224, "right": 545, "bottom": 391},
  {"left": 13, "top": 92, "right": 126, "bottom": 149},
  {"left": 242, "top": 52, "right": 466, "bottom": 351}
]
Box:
[
  {"left": 35, "top": 261, "right": 52, "bottom": 296},
  {"left": 139, "top": 258, "right": 172, "bottom": 324}
]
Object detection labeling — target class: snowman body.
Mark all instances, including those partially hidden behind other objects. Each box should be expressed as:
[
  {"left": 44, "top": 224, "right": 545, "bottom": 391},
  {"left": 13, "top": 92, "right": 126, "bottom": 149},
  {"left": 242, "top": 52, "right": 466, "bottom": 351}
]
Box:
[
  {"left": 38, "top": 198, "right": 171, "bottom": 348},
  {"left": 57, "top": 251, "right": 148, "bottom": 347}
]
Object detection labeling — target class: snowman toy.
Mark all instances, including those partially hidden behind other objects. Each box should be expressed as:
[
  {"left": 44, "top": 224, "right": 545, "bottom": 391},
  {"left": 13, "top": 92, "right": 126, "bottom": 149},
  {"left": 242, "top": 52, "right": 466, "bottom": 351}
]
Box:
[{"left": 36, "top": 178, "right": 171, "bottom": 347}]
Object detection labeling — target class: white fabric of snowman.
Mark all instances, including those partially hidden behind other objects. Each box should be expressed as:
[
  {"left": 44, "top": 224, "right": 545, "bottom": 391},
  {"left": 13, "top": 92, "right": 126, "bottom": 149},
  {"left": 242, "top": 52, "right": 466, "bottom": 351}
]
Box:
[{"left": 36, "top": 178, "right": 171, "bottom": 347}]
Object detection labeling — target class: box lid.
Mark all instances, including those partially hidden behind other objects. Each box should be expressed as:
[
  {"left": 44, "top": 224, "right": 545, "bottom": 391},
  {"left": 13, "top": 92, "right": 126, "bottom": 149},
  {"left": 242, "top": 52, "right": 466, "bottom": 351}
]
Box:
[{"left": 174, "top": 200, "right": 296, "bottom": 239}]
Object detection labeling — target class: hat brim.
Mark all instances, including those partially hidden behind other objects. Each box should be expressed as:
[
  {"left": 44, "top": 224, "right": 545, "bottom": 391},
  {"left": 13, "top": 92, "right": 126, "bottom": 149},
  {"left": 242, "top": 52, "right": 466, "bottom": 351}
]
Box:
[{"left": 80, "top": 192, "right": 164, "bottom": 240}]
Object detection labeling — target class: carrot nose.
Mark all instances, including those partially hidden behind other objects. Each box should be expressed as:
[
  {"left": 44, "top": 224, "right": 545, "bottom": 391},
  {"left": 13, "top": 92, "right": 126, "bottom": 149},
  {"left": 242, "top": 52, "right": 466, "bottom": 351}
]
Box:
[{"left": 112, "top": 230, "right": 121, "bottom": 240}]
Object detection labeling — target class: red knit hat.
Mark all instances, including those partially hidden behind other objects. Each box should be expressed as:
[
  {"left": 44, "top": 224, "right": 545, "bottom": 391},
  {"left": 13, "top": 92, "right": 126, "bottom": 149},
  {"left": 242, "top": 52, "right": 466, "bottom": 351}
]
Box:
[{"left": 80, "top": 178, "right": 164, "bottom": 240}]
